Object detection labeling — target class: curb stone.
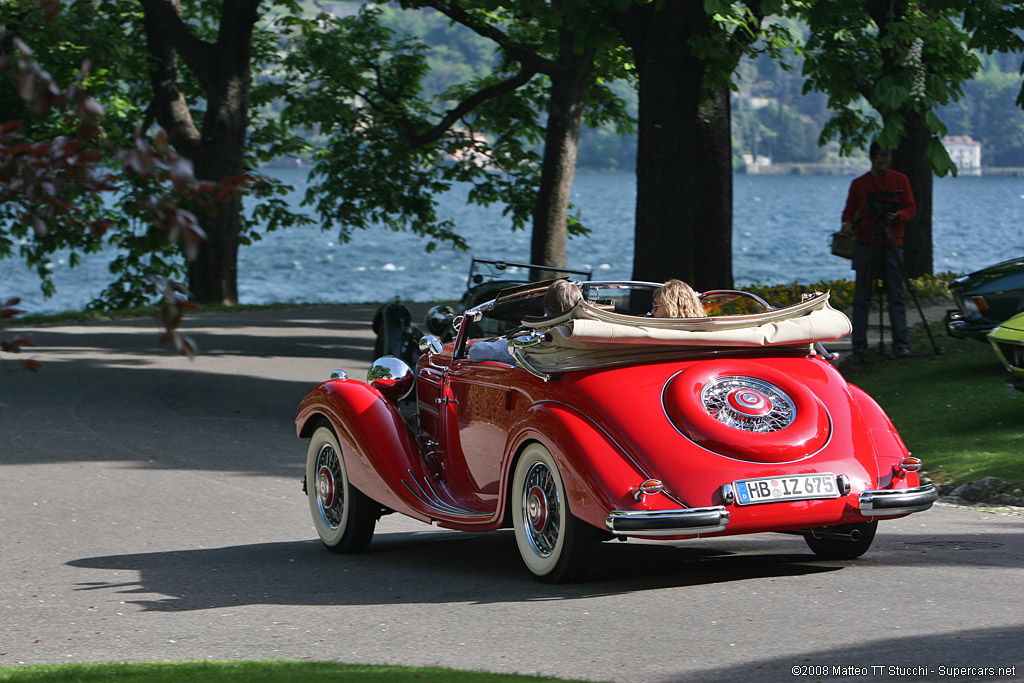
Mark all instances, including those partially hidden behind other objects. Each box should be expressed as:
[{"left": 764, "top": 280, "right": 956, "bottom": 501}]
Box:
[{"left": 934, "top": 476, "right": 1024, "bottom": 508}]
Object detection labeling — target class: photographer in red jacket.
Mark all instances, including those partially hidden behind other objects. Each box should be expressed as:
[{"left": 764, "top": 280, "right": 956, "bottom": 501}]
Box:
[{"left": 841, "top": 142, "right": 916, "bottom": 360}]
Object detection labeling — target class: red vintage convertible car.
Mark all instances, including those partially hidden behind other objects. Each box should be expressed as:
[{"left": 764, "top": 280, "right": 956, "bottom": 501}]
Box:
[{"left": 295, "top": 281, "right": 937, "bottom": 582}]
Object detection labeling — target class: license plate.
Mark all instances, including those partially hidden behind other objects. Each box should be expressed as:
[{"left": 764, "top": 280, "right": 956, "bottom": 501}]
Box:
[{"left": 734, "top": 473, "right": 840, "bottom": 506}]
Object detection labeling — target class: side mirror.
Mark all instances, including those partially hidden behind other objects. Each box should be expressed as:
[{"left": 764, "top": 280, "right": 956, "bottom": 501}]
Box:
[
  {"left": 367, "top": 356, "right": 414, "bottom": 402},
  {"left": 418, "top": 335, "right": 444, "bottom": 356}
]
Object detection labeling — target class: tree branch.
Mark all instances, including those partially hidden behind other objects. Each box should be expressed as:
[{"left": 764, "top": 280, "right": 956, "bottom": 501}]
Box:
[
  {"left": 137, "top": 0, "right": 216, "bottom": 80},
  {"left": 410, "top": 68, "right": 539, "bottom": 147},
  {"left": 411, "top": 0, "right": 558, "bottom": 75}
]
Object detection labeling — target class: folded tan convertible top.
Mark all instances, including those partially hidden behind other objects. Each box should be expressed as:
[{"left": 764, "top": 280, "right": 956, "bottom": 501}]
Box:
[{"left": 519, "top": 291, "right": 850, "bottom": 369}]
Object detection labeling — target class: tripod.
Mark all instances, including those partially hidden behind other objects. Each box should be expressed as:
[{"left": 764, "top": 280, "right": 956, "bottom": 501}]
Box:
[{"left": 854, "top": 198, "right": 941, "bottom": 359}]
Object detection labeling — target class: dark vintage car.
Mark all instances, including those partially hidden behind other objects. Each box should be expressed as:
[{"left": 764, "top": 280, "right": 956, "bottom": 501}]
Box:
[
  {"left": 458, "top": 257, "right": 592, "bottom": 335},
  {"left": 945, "top": 256, "right": 1024, "bottom": 341},
  {"left": 298, "top": 281, "right": 937, "bottom": 583}
]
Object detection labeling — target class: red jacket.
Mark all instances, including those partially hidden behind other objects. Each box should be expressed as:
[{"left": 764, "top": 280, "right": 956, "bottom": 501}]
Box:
[{"left": 841, "top": 169, "right": 916, "bottom": 246}]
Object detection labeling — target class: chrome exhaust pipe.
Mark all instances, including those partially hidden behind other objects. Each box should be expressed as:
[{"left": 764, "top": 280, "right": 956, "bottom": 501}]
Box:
[{"left": 810, "top": 527, "right": 862, "bottom": 542}]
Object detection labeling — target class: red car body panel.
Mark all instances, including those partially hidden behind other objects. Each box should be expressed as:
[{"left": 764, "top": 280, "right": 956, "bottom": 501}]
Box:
[{"left": 296, "top": 342, "right": 922, "bottom": 538}]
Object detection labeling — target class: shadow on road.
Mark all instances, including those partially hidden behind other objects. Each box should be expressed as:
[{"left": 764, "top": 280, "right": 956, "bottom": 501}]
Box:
[
  {"left": 66, "top": 529, "right": 856, "bottom": 611},
  {"left": 676, "top": 624, "right": 1024, "bottom": 682},
  {"left": 67, "top": 523, "right": 1024, "bottom": 613}
]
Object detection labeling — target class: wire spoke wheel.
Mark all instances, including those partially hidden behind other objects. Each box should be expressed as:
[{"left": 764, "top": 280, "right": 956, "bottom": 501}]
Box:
[
  {"left": 512, "top": 443, "right": 595, "bottom": 583},
  {"left": 305, "top": 422, "right": 377, "bottom": 553}
]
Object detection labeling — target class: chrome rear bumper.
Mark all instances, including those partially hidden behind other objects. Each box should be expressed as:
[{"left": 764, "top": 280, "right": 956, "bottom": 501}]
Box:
[
  {"left": 859, "top": 484, "right": 937, "bottom": 517},
  {"left": 606, "top": 506, "right": 729, "bottom": 536},
  {"left": 944, "top": 310, "right": 995, "bottom": 340}
]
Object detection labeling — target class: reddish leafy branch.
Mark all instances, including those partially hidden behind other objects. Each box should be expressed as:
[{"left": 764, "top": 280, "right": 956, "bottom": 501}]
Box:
[
  {"left": 0, "top": 17, "right": 243, "bottom": 362},
  {"left": 0, "top": 298, "right": 41, "bottom": 372}
]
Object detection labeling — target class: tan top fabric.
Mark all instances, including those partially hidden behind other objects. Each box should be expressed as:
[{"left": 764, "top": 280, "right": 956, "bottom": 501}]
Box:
[{"left": 517, "top": 291, "right": 850, "bottom": 370}]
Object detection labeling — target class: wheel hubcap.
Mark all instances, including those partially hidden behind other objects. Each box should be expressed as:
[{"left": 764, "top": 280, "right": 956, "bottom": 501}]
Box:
[
  {"left": 522, "top": 462, "right": 560, "bottom": 557},
  {"left": 315, "top": 443, "right": 344, "bottom": 528},
  {"left": 318, "top": 466, "right": 336, "bottom": 508},
  {"left": 527, "top": 486, "right": 548, "bottom": 532}
]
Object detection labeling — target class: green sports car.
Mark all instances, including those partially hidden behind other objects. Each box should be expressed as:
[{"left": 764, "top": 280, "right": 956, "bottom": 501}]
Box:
[{"left": 988, "top": 311, "right": 1024, "bottom": 394}]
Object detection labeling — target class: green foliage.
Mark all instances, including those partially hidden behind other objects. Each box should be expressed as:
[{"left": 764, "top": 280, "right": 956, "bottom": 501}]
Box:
[
  {"left": 0, "top": 659, "right": 587, "bottom": 683},
  {"left": 961, "top": 1, "right": 1024, "bottom": 107},
  {"left": 743, "top": 271, "right": 956, "bottom": 311},
  {"left": 0, "top": 0, "right": 315, "bottom": 311},
  {"left": 1, "top": 1, "right": 151, "bottom": 302},
  {"left": 734, "top": 100, "right": 824, "bottom": 164},
  {"left": 280, "top": 1, "right": 632, "bottom": 247},
  {"left": 796, "top": 1, "right": 1022, "bottom": 175},
  {"left": 280, "top": 7, "right": 475, "bottom": 249},
  {"left": 690, "top": 1, "right": 801, "bottom": 96},
  {"left": 940, "top": 62, "right": 1024, "bottom": 167}
]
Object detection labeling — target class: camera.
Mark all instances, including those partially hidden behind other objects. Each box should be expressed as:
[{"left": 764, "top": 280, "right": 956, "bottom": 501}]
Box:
[{"left": 866, "top": 189, "right": 903, "bottom": 218}]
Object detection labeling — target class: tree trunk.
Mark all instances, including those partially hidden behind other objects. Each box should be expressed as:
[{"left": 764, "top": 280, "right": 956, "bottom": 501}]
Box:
[
  {"left": 186, "top": 25, "right": 254, "bottom": 305},
  {"left": 610, "top": 3, "right": 733, "bottom": 292},
  {"left": 529, "top": 39, "right": 595, "bottom": 281},
  {"left": 140, "top": 0, "right": 258, "bottom": 305},
  {"left": 893, "top": 111, "right": 933, "bottom": 279},
  {"left": 866, "top": 0, "right": 932, "bottom": 279}
]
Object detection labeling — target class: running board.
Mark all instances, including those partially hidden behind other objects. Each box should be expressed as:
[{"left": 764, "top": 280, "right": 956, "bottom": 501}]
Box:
[{"left": 402, "top": 470, "right": 492, "bottom": 518}]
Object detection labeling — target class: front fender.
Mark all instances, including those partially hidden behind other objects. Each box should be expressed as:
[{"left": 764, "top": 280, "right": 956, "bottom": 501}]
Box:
[
  {"left": 504, "top": 401, "right": 654, "bottom": 531},
  {"left": 295, "top": 379, "right": 430, "bottom": 522}
]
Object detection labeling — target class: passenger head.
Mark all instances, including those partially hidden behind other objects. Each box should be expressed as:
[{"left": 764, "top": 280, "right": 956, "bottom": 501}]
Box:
[
  {"left": 652, "top": 279, "right": 706, "bottom": 318},
  {"left": 543, "top": 279, "right": 583, "bottom": 317}
]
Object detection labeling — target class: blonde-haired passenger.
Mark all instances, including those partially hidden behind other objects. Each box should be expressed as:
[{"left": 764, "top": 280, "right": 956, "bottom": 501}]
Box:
[{"left": 652, "top": 279, "right": 706, "bottom": 318}]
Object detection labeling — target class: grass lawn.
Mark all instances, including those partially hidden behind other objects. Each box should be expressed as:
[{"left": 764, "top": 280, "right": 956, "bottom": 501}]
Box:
[
  {"left": 0, "top": 661, "right": 593, "bottom": 682},
  {"left": 840, "top": 326, "right": 1024, "bottom": 485}
]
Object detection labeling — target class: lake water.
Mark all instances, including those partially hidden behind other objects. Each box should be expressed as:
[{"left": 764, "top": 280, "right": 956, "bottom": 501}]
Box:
[{"left": 4, "top": 169, "right": 1024, "bottom": 314}]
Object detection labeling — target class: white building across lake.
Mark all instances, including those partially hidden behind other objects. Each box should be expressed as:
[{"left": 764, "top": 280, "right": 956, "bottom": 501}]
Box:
[{"left": 943, "top": 135, "right": 982, "bottom": 176}]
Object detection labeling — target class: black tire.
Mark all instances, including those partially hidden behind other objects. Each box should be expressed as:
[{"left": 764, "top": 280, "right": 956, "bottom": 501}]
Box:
[
  {"left": 306, "top": 423, "right": 377, "bottom": 553},
  {"left": 511, "top": 443, "right": 596, "bottom": 583},
  {"left": 804, "top": 521, "right": 877, "bottom": 560}
]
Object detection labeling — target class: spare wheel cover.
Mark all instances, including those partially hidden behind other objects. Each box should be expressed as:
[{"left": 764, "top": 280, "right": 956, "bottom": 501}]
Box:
[{"left": 662, "top": 360, "right": 829, "bottom": 463}]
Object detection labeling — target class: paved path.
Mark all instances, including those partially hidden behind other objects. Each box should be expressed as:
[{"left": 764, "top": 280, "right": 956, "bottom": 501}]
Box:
[{"left": 2, "top": 305, "right": 1021, "bottom": 682}]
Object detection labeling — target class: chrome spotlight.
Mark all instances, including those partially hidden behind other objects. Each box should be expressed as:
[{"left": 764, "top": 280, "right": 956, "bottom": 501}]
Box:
[
  {"left": 367, "top": 356, "right": 414, "bottom": 402},
  {"left": 425, "top": 304, "right": 456, "bottom": 336}
]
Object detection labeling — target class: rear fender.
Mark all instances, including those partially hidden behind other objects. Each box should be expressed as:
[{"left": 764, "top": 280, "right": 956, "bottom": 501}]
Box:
[
  {"left": 848, "top": 384, "right": 918, "bottom": 488},
  {"left": 504, "top": 401, "right": 652, "bottom": 530},
  {"left": 295, "top": 379, "right": 429, "bottom": 521}
]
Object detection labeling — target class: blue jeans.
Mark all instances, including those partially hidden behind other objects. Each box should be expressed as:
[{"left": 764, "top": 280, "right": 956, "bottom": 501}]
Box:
[{"left": 852, "top": 241, "right": 907, "bottom": 351}]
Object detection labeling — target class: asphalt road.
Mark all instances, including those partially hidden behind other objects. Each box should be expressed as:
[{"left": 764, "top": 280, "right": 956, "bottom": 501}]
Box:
[{"left": 1, "top": 305, "right": 1022, "bottom": 682}]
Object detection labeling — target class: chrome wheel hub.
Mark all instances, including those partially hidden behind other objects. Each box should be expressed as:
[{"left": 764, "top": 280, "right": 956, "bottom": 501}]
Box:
[
  {"left": 527, "top": 486, "right": 549, "bottom": 533},
  {"left": 318, "top": 466, "right": 336, "bottom": 508},
  {"left": 522, "top": 463, "right": 560, "bottom": 557},
  {"left": 315, "top": 443, "right": 343, "bottom": 528}
]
